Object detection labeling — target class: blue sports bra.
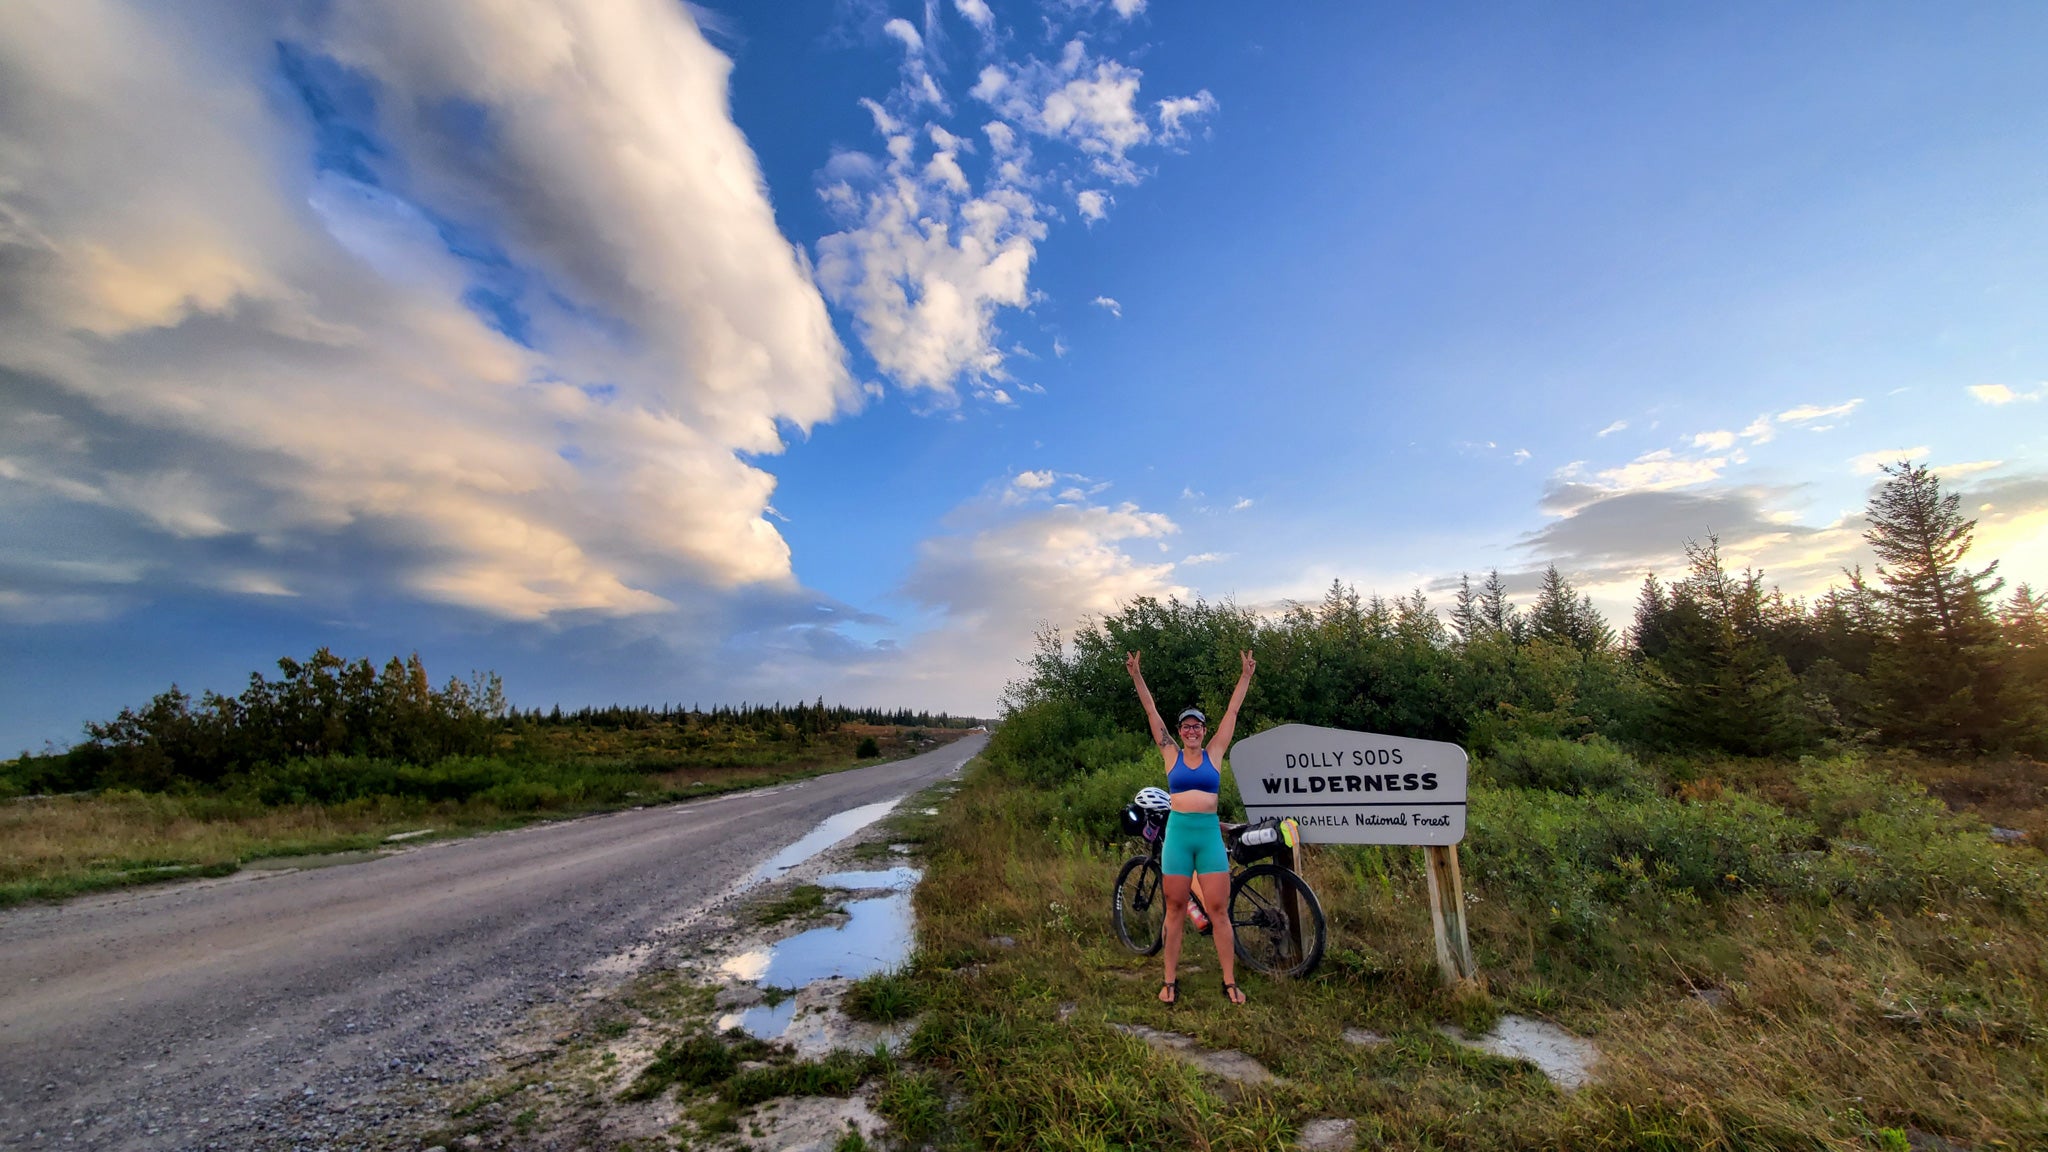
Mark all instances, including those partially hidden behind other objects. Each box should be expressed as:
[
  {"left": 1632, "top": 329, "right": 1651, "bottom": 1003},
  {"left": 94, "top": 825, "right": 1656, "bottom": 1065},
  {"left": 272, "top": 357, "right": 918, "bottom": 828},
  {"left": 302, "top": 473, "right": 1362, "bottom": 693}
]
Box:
[{"left": 1167, "top": 750, "right": 1220, "bottom": 795}]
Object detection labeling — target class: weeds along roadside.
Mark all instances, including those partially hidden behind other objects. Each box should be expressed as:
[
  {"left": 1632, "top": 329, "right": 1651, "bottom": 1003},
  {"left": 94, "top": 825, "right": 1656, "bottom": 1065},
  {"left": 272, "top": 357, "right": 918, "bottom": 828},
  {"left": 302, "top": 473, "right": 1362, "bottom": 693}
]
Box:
[
  {"left": 0, "top": 726, "right": 962, "bottom": 908},
  {"left": 881, "top": 722, "right": 2048, "bottom": 1151}
]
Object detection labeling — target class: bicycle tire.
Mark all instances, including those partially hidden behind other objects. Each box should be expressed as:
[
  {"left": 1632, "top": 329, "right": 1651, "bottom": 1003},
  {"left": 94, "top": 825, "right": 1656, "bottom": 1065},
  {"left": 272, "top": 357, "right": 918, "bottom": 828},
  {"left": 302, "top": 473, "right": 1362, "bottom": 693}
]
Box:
[
  {"left": 1228, "top": 863, "right": 1327, "bottom": 978},
  {"left": 1112, "top": 855, "right": 1167, "bottom": 956}
]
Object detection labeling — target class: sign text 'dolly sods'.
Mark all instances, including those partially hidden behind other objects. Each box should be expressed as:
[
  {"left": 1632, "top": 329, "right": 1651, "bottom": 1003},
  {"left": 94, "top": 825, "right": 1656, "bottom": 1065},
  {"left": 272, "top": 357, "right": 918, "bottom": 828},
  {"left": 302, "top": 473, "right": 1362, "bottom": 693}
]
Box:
[{"left": 1231, "top": 723, "right": 1468, "bottom": 845}]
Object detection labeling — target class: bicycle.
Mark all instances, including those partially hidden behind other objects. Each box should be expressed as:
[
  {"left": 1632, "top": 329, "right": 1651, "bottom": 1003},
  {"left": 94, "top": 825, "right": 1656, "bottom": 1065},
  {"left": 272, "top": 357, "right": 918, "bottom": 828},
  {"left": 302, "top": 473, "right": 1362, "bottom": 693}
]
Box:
[{"left": 1111, "top": 805, "right": 1327, "bottom": 979}]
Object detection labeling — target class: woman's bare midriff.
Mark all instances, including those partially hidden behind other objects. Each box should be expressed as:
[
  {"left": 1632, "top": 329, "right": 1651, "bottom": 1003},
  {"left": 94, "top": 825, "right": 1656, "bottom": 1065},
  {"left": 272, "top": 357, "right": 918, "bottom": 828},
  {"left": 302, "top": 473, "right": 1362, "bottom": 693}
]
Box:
[{"left": 1169, "top": 791, "right": 1218, "bottom": 814}]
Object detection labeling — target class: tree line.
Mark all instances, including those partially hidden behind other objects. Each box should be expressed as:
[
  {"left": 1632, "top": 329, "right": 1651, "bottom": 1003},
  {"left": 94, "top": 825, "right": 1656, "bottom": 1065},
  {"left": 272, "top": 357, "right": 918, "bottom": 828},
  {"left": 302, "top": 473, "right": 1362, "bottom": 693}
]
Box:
[
  {"left": 7, "top": 653, "right": 982, "bottom": 797},
  {"left": 1003, "top": 460, "right": 2043, "bottom": 777},
  {"left": 508, "top": 701, "right": 977, "bottom": 733}
]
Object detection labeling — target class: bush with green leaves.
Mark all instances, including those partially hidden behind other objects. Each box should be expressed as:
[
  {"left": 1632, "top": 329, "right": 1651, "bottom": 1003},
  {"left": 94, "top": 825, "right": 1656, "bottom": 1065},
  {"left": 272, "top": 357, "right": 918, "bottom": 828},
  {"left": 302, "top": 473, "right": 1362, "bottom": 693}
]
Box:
[
  {"left": 1466, "top": 784, "right": 1812, "bottom": 941},
  {"left": 1479, "top": 734, "right": 1656, "bottom": 798},
  {"left": 1792, "top": 757, "right": 2048, "bottom": 914}
]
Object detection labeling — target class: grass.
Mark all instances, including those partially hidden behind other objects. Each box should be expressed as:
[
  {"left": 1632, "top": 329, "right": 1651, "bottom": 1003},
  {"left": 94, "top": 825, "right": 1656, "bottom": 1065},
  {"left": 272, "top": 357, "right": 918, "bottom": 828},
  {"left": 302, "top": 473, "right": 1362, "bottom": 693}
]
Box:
[
  {"left": 870, "top": 747, "right": 2048, "bottom": 1151},
  {"left": 752, "top": 883, "right": 834, "bottom": 926},
  {"left": 0, "top": 725, "right": 969, "bottom": 907}
]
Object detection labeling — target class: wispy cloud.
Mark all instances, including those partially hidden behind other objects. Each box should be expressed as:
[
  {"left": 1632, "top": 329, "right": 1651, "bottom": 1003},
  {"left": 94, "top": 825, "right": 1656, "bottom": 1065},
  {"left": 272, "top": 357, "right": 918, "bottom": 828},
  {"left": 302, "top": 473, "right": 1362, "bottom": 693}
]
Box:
[
  {"left": 1596, "top": 420, "right": 1628, "bottom": 438},
  {"left": 1778, "top": 398, "right": 1863, "bottom": 424},
  {"left": 1092, "top": 295, "right": 1122, "bottom": 317},
  {"left": 1181, "top": 551, "right": 1230, "bottom": 566},
  {"left": 1850, "top": 447, "right": 1929, "bottom": 475},
  {"left": 1969, "top": 383, "right": 2048, "bottom": 405}
]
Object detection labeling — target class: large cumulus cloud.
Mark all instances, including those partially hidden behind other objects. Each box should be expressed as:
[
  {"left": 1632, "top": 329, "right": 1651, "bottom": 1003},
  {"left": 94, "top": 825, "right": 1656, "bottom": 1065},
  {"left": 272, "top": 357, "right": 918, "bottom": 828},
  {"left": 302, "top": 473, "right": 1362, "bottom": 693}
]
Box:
[{"left": 0, "top": 0, "right": 854, "bottom": 625}]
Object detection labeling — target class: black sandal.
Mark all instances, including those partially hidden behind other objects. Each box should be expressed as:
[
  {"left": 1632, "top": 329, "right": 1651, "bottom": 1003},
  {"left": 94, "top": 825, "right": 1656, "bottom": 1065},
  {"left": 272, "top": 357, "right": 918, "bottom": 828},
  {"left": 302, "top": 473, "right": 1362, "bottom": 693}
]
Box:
[
  {"left": 1159, "top": 980, "right": 1178, "bottom": 1006},
  {"left": 1222, "top": 981, "right": 1246, "bottom": 1005}
]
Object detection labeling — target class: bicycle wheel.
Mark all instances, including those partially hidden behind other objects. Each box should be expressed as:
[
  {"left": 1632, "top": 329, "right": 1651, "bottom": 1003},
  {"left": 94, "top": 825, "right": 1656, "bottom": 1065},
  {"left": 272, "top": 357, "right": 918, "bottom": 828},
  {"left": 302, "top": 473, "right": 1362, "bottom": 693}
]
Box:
[
  {"left": 1228, "top": 863, "right": 1327, "bottom": 978},
  {"left": 1112, "top": 855, "right": 1167, "bottom": 956}
]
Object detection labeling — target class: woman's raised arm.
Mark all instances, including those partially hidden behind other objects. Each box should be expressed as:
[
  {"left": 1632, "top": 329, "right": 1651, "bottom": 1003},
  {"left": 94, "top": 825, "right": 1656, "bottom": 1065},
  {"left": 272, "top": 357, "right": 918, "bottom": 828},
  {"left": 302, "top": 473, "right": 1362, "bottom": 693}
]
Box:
[
  {"left": 1208, "top": 649, "right": 1256, "bottom": 759},
  {"left": 1126, "top": 651, "right": 1169, "bottom": 749}
]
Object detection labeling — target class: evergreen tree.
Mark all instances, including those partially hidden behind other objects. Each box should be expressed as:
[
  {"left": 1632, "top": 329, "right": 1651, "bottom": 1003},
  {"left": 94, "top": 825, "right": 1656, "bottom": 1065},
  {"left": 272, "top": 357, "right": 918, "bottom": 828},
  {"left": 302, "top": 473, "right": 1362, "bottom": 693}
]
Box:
[
  {"left": 1997, "top": 584, "right": 2048, "bottom": 751},
  {"left": 1450, "top": 573, "right": 1482, "bottom": 646},
  {"left": 1864, "top": 460, "right": 2005, "bottom": 749},
  {"left": 1639, "top": 537, "right": 1809, "bottom": 754},
  {"left": 1478, "top": 568, "right": 1519, "bottom": 639}
]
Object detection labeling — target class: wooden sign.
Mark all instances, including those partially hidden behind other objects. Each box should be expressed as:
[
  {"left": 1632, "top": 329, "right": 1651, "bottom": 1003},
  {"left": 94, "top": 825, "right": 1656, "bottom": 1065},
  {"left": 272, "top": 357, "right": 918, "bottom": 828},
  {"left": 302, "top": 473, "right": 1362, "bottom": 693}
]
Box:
[{"left": 1232, "top": 723, "right": 1468, "bottom": 845}]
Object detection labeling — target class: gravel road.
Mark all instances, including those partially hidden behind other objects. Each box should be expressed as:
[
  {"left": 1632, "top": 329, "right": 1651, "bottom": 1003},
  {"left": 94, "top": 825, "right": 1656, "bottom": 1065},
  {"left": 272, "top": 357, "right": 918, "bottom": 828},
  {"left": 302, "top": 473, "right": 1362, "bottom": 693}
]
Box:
[{"left": 0, "top": 735, "right": 984, "bottom": 1151}]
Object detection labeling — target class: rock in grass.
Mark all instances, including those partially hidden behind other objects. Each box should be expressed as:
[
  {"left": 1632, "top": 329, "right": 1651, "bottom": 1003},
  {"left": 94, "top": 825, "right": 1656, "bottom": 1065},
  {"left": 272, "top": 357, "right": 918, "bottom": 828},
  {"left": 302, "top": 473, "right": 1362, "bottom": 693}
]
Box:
[
  {"left": 1340, "top": 1027, "right": 1386, "bottom": 1048},
  {"left": 1109, "top": 1023, "right": 1279, "bottom": 1086},
  {"left": 1990, "top": 826, "right": 2027, "bottom": 844},
  {"left": 1297, "top": 1117, "right": 1357, "bottom": 1150}
]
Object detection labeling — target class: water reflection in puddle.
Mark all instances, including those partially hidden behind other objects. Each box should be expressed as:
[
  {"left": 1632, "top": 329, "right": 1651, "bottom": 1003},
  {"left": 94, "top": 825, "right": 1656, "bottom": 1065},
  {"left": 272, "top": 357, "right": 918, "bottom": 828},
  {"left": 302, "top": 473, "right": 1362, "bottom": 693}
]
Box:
[
  {"left": 718, "top": 884, "right": 919, "bottom": 1040},
  {"left": 718, "top": 1000, "right": 797, "bottom": 1037},
  {"left": 818, "top": 867, "right": 919, "bottom": 891},
  {"left": 748, "top": 799, "right": 901, "bottom": 885}
]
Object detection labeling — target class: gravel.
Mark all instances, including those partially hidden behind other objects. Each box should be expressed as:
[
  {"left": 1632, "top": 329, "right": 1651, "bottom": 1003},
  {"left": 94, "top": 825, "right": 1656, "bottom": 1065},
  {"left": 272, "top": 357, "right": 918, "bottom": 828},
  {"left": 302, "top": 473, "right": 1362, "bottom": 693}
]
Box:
[{"left": 0, "top": 737, "right": 982, "bottom": 1151}]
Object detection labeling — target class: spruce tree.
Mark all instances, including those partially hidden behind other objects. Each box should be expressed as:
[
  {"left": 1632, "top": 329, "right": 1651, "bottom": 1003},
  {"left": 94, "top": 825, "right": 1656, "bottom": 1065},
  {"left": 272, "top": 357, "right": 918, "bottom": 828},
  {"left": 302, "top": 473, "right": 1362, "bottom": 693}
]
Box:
[
  {"left": 1479, "top": 568, "right": 1519, "bottom": 640},
  {"left": 1450, "top": 573, "right": 1482, "bottom": 645},
  {"left": 1864, "top": 460, "right": 2005, "bottom": 749},
  {"left": 1641, "top": 537, "right": 1809, "bottom": 753}
]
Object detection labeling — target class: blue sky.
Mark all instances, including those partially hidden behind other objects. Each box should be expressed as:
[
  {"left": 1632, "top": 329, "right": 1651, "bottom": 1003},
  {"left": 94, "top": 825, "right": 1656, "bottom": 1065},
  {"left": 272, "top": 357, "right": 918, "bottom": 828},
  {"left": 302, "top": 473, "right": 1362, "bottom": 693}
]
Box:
[{"left": 4, "top": 0, "right": 2047, "bottom": 751}]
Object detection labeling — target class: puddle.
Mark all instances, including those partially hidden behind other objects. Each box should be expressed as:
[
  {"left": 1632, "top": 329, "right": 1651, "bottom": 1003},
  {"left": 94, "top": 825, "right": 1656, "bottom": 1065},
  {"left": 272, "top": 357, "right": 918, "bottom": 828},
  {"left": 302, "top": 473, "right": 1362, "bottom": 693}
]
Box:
[
  {"left": 817, "top": 867, "right": 918, "bottom": 890},
  {"left": 748, "top": 799, "right": 901, "bottom": 885},
  {"left": 718, "top": 999, "right": 798, "bottom": 1037},
  {"left": 717, "top": 886, "right": 917, "bottom": 1041},
  {"left": 1439, "top": 1014, "right": 1600, "bottom": 1090}
]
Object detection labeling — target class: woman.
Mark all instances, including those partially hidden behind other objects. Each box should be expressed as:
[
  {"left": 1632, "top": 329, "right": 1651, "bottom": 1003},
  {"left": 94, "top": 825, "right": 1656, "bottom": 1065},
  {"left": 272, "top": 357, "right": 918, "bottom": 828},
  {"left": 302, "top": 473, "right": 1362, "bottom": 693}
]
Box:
[{"left": 1125, "top": 648, "right": 1256, "bottom": 1005}]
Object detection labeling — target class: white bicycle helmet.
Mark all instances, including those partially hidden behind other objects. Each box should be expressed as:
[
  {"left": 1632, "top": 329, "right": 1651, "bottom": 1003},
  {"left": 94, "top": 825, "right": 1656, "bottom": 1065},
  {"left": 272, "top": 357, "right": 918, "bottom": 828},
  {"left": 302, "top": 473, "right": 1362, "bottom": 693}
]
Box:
[{"left": 1133, "top": 786, "right": 1172, "bottom": 811}]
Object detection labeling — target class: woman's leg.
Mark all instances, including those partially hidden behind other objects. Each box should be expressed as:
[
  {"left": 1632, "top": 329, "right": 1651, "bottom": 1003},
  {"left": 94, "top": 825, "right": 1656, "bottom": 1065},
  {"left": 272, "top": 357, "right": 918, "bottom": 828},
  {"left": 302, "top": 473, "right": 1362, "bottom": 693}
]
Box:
[
  {"left": 1196, "top": 870, "right": 1241, "bottom": 1002},
  {"left": 1159, "top": 872, "right": 1192, "bottom": 1001}
]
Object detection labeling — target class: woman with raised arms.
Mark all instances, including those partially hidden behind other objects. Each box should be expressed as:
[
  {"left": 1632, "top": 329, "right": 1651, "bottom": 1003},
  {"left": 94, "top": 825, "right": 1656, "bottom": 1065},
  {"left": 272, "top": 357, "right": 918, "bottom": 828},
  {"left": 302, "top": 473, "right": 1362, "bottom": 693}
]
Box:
[{"left": 1125, "top": 649, "right": 1257, "bottom": 1005}]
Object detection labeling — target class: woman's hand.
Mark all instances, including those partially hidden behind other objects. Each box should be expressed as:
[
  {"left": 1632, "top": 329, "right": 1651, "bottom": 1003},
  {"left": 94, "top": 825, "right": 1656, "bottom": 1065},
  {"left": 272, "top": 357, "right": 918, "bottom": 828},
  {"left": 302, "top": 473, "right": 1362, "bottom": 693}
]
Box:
[
  {"left": 1126, "top": 651, "right": 1143, "bottom": 679},
  {"left": 1239, "top": 650, "right": 1256, "bottom": 681}
]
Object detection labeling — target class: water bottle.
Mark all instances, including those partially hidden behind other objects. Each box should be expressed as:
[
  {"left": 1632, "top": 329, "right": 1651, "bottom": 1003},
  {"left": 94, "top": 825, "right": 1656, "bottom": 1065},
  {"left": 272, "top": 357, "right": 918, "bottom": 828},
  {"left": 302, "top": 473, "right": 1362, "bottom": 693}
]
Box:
[{"left": 1240, "top": 823, "right": 1277, "bottom": 848}]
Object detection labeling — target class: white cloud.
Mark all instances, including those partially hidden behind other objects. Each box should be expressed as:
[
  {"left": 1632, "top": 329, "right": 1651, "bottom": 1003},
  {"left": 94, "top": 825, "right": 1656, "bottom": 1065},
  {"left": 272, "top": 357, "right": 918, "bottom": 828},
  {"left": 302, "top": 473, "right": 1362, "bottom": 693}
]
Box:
[
  {"left": 1596, "top": 420, "right": 1628, "bottom": 438},
  {"left": 1112, "top": 0, "right": 1147, "bottom": 17},
  {"left": 1692, "top": 430, "right": 1736, "bottom": 451},
  {"left": 1778, "top": 398, "right": 1863, "bottom": 423},
  {"left": 1592, "top": 449, "right": 1728, "bottom": 492},
  {"left": 1739, "top": 414, "right": 1776, "bottom": 445},
  {"left": 1155, "top": 91, "right": 1218, "bottom": 144},
  {"left": 1014, "top": 469, "right": 1057, "bottom": 490},
  {"left": 1181, "top": 551, "right": 1229, "bottom": 565},
  {"left": 1933, "top": 459, "right": 2003, "bottom": 479},
  {"left": 1850, "top": 447, "right": 1929, "bottom": 476},
  {"left": 1511, "top": 449, "right": 1531, "bottom": 465},
  {"left": 884, "top": 495, "right": 1182, "bottom": 705},
  {"left": 0, "top": 0, "right": 861, "bottom": 624},
  {"left": 1969, "top": 383, "right": 2047, "bottom": 405},
  {"left": 1092, "top": 295, "right": 1122, "bottom": 317},
  {"left": 972, "top": 40, "right": 1213, "bottom": 186},
  {"left": 816, "top": 17, "right": 1211, "bottom": 399},
  {"left": 953, "top": 0, "right": 995, "bottom": 30},
  {"left": 1232, "top": 497, "right": 1254, "bottom": 510}
]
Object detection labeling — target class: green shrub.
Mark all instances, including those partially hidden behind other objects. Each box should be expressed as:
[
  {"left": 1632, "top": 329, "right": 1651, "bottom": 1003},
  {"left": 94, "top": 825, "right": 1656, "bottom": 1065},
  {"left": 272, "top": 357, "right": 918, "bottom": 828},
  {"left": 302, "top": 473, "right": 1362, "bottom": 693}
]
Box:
[
  {"left": 1792, "top": 757, "right": 2048, "bottom": 913},
  {"left": 983, "top": 698, "right": 1143, "bottom": 786},
  {"left": 1467, "top": 783, "right": 1812, "bottom": 940},
  {"left": 856, "top": 736, "right": 881, "bottom": 758},
  {"left": 1479, "top": 735, "right": 1655, "bottom": 797}
]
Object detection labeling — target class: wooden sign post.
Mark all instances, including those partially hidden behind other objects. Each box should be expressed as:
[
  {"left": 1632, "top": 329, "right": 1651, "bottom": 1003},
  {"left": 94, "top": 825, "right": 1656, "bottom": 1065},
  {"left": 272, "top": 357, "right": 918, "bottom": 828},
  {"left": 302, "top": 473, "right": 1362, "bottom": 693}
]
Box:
[{"left": 1233, "top": 723, "right": 1478, "bottom": 987}]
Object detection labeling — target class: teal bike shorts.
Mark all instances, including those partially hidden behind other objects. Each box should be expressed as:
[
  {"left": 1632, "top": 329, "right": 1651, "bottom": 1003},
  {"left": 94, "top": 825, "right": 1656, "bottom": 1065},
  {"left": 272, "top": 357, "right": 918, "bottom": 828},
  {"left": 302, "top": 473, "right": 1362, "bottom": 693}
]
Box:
[{"left": 1162, "top": 810, "right": 1229, "bottom": 876}]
